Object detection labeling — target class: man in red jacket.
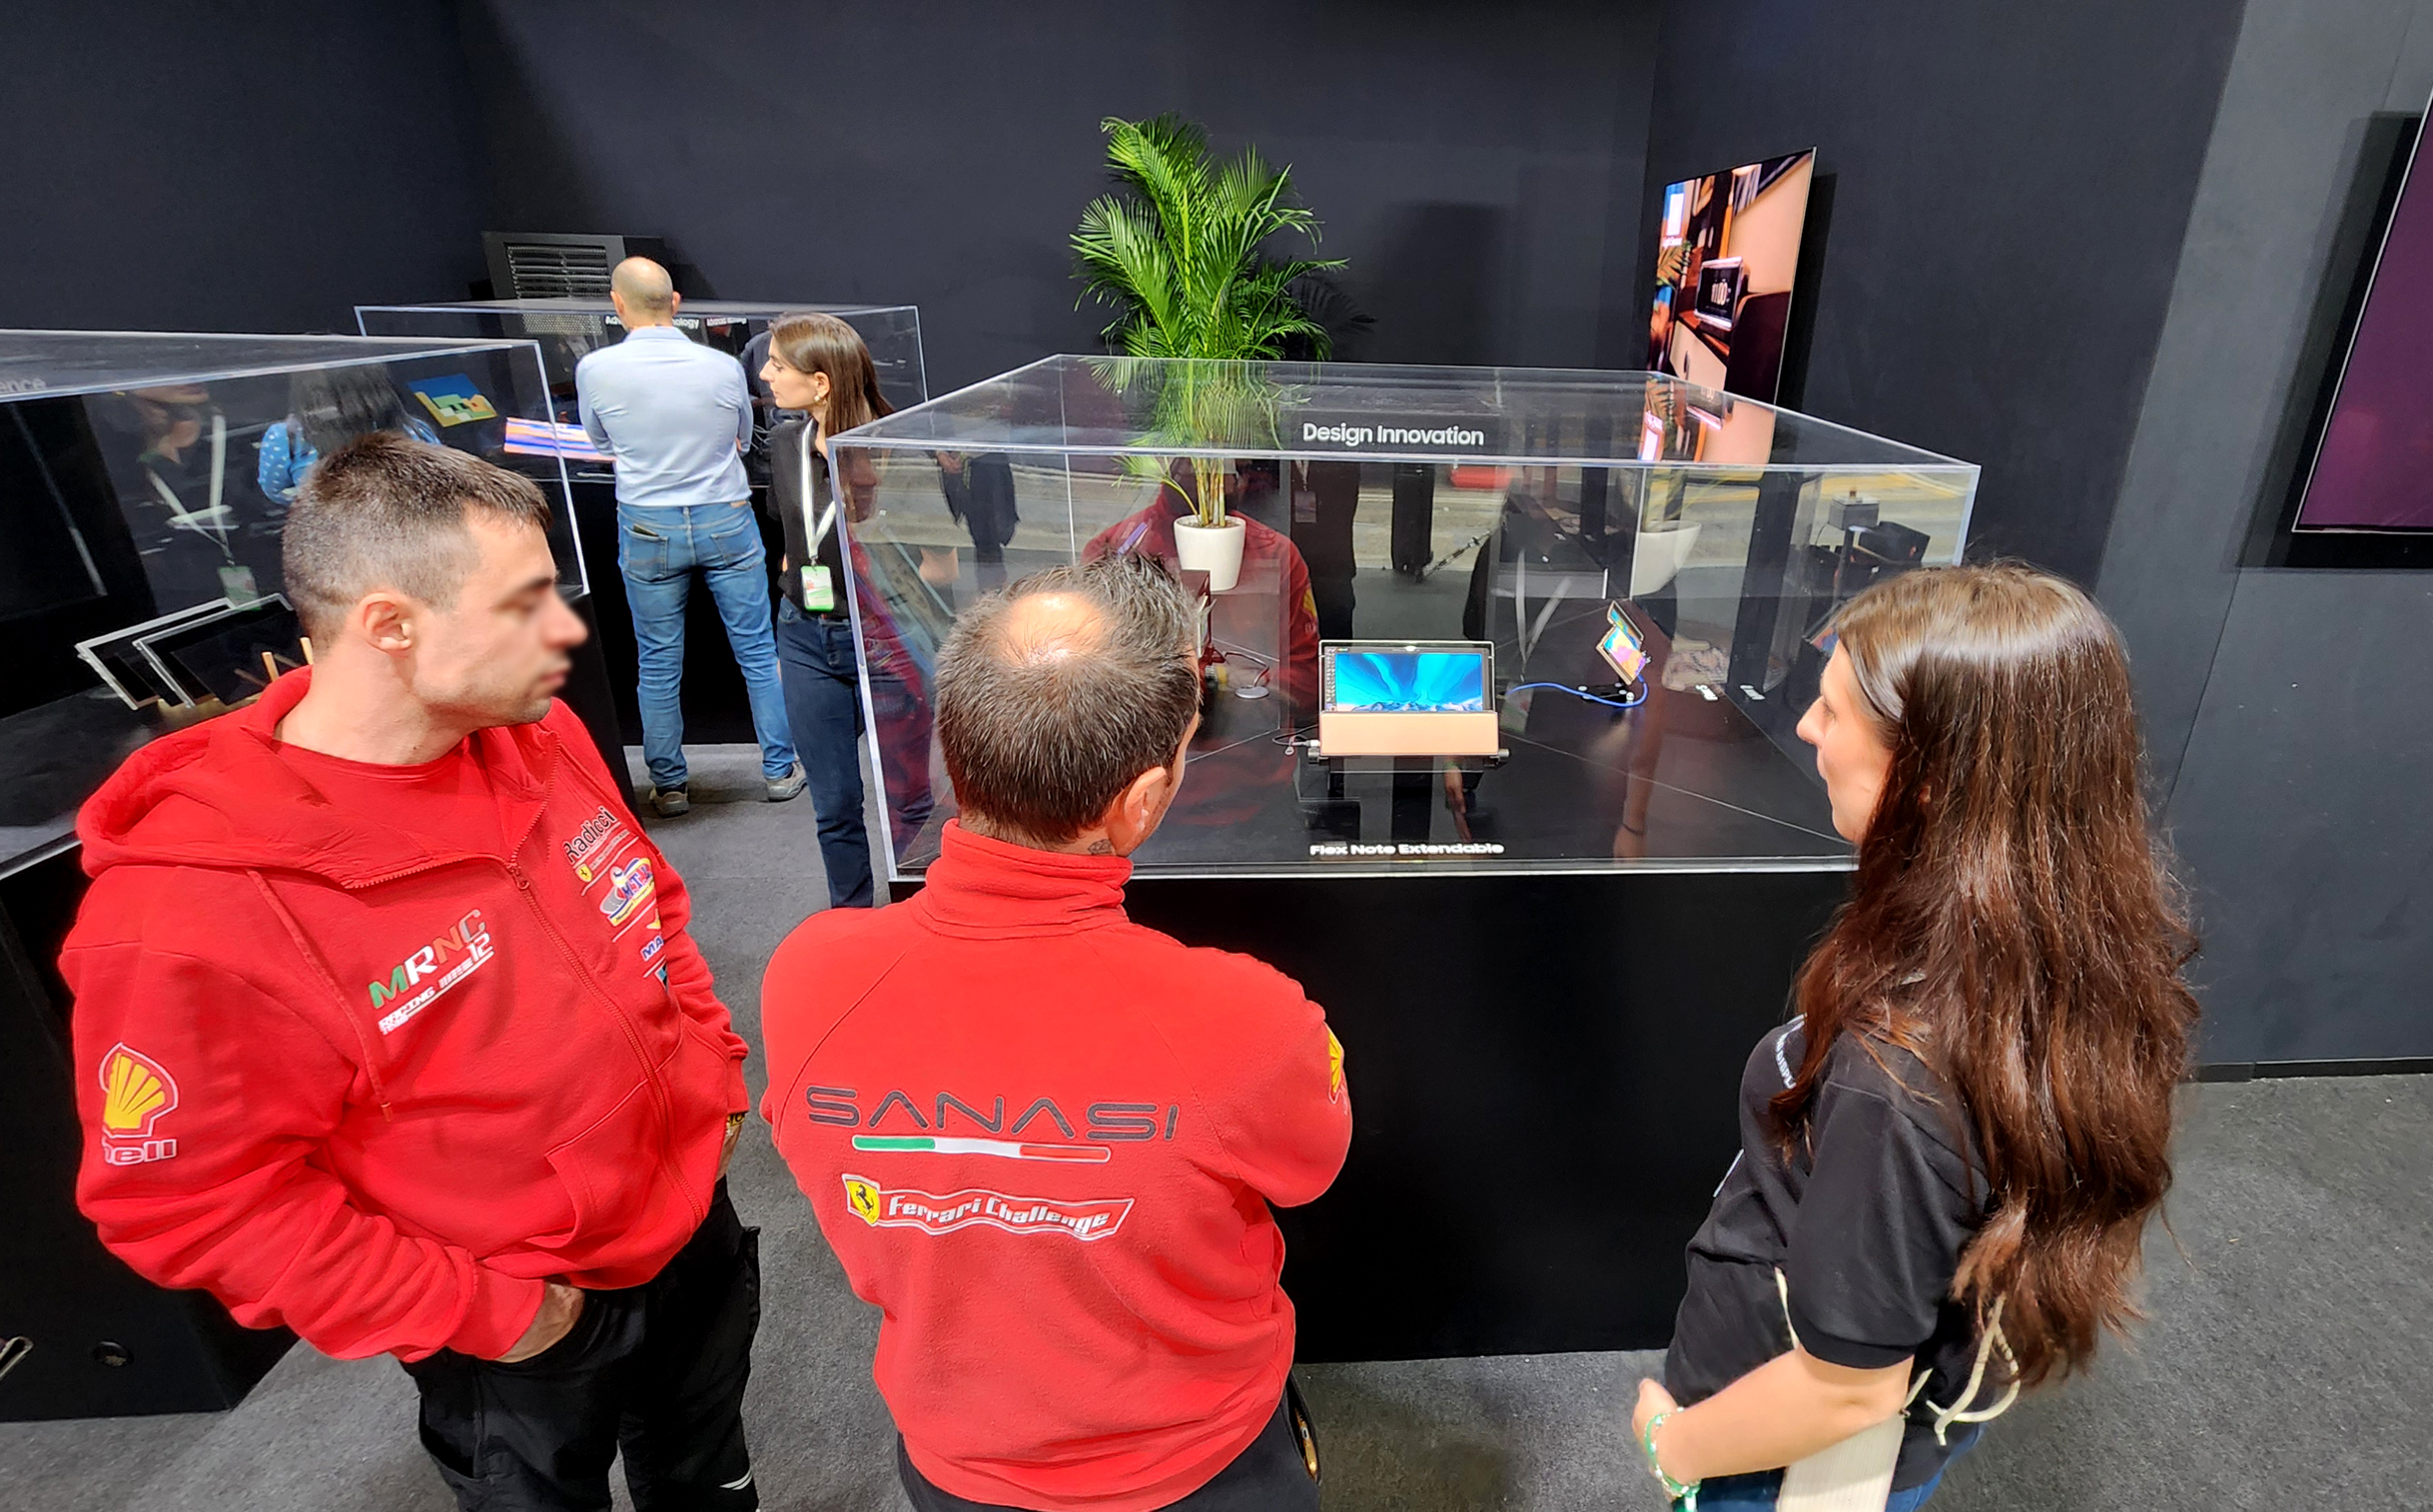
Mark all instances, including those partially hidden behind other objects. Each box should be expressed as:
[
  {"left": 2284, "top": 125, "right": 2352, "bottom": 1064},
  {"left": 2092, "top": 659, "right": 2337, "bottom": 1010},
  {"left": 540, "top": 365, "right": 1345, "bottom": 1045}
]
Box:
[
  {"left": 761, "top": 553, "right": 1352, "bottom": 1512},
  {"left": 64, "top": 435, "right": 760, "bottom": 1511}
]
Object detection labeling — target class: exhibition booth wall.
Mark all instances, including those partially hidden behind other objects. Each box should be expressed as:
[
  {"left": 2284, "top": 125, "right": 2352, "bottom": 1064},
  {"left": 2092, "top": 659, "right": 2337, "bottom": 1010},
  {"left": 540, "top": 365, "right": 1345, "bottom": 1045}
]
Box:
[
  {"left": 1, "top": 4, "right": 491, "bottom": 334},
  {"left": 2095, "top": 0, "right": 2433, "bottom": 1069},
  {"left": 449, "top": 0, "right": 1666, "bottom": 388},
  {"left": 1639, "top": 0, "right": 2246, "bottom": 587},
  {"left": 0, "top": 4, "right": 2410, "bottom": 1078}
]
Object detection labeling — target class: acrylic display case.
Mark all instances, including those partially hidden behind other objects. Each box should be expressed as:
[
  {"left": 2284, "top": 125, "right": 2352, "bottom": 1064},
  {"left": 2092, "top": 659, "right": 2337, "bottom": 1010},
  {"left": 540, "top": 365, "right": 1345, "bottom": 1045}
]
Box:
[
  {"left": 0, "top": 330, "right": 589, "bottom": 879},
  {"left": 356, "top": 299, "right": 929, "bottom": 479},
  {"left": 358, "top": 300, "right": 927, "bottom": 746},
  {"left": 829, "top": 357, "right": 1978, "bottom": 882}
]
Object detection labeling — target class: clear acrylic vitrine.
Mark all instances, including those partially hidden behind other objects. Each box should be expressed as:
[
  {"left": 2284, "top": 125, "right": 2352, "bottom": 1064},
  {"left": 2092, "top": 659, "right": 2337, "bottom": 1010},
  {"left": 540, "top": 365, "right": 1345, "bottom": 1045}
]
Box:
[
  {"left": 827, "top": 357, "right": 1978, "bottom": 882},
  {"left": 356, "top": 299, "right": 928, "bottom": 481},
  {"left": 0, "top": 330, "right": 586, "bottom": 874}
]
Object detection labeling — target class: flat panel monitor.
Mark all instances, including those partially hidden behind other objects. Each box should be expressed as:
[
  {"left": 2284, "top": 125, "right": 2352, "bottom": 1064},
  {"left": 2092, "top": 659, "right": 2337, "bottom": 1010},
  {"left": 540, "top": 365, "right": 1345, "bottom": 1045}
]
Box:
[
  {"left": 2293, "top": 103, "right": 2433, "bottom": 539},
  {"left": 1316, "top": 641, "right": 1500, "bottom": 758},
  {"left": 1648, "top": 148, "right": 1815, "bottom": 402}
]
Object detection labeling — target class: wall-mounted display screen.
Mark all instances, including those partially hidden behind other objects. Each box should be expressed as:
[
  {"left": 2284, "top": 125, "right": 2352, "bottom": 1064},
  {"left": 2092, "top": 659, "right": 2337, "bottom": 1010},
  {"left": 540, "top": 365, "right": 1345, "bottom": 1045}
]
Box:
[
  {"left": 2295, "top": 109, "right": 2433, "bottom": 535},
  {"left": 1648, "top": 149, "right": 1816, "bottom": 402}
]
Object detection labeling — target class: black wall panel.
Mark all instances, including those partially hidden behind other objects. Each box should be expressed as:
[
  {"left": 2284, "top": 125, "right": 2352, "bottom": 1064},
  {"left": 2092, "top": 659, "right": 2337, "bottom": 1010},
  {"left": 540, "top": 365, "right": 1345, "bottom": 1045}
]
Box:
[
  {"left": 0, "top": 1, "right": 489, "bottom": 334},
  {"left": 452, "top": 0, "right": 1662, "bottom": 391},
  {"left": 2098, "top": 0, "right": 2433, "bottom": 1067},
  {"left": 1640, "top": 0, "right": 2244, "bottom": 584}
]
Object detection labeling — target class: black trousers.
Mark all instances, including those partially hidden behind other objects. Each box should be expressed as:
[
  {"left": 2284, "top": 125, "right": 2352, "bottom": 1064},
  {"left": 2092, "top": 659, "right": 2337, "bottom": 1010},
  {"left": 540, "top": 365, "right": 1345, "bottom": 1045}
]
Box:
[
  {"left": 896, "top": 1384, "right": 1319, "bottom": 1512},
  {"left": 404, "top": 1183, "right": 761, "bottom": 1511}
]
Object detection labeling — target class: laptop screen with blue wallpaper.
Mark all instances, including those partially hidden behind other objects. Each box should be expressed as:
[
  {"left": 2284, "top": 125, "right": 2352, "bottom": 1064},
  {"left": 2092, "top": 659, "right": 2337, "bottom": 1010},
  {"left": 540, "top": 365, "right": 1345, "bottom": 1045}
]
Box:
[{"left": 1325, "top": 648, "right": 1488, "bottom": 713}]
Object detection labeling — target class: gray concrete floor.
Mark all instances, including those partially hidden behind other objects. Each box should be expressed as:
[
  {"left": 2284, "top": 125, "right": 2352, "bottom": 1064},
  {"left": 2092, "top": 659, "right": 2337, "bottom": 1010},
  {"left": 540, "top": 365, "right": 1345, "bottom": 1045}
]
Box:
[{"left": 3, "top": 747, "right": 2426, "bottom": 1508}]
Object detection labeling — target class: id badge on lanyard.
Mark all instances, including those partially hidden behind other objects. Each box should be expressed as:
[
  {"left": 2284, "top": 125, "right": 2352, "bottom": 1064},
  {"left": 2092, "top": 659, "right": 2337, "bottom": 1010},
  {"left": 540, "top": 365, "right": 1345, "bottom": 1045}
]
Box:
[{"left": 799, "top": 430, "right": 840, "bottom": 612}]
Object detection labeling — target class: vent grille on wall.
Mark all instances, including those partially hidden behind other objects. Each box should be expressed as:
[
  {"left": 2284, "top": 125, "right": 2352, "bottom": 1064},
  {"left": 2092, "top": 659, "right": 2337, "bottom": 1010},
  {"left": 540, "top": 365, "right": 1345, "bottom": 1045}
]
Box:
[
  {"left": 502, "top": 242, "right": 613, "bottom": 299},
  {"left": 480, "top": 233, "right": 670, "bottom": 302}
]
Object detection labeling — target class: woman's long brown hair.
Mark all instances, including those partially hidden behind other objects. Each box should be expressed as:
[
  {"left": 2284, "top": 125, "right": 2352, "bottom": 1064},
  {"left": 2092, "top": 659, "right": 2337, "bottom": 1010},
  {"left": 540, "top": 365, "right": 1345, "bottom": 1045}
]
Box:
[
  {"left": 770, "top": 311, "right": 893, "bottom": 517},
  {"left": 771, "top": 311, "right": 893, "bottom": 437},
  {"left": 1774, "top": 562, "right": 2198, "bottom": 1388}
]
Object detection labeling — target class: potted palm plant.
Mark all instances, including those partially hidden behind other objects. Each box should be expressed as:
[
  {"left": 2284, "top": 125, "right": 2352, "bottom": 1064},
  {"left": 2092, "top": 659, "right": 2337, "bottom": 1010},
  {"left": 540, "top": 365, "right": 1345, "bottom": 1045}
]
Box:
[{"left": 1073, "top": 115, "right": 1342, "bottom": 591}]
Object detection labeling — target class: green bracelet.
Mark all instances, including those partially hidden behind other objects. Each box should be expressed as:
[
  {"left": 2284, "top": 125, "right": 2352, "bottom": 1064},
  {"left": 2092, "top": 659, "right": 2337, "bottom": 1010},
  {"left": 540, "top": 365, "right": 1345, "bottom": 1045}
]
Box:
[{"left": 1642, "top": 1409, "right": 1700, "bottom": 1509}]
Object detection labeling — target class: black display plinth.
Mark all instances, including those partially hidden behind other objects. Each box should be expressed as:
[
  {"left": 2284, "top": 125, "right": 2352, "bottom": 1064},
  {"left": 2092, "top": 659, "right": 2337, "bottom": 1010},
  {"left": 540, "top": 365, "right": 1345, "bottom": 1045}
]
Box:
[
  {"left": 0, "top": 850, "right": 296, "bottom": 1421},
  {"left": 1120, "top": 865, "right": 1846, "bottom": 1361},
  {"left": 571, "top": 479, "right": 778, "bottom": 750}
]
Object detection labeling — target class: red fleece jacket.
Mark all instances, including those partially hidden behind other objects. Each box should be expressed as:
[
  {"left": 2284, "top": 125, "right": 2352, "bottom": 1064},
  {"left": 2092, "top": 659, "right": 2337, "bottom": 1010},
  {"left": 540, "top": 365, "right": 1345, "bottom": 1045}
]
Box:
[
  {"left": 62, "top": 671, "right": 747, "bottom": 1363},
  {"left": 760, "top": 822, "right": 1352, "bottom": 1512}
]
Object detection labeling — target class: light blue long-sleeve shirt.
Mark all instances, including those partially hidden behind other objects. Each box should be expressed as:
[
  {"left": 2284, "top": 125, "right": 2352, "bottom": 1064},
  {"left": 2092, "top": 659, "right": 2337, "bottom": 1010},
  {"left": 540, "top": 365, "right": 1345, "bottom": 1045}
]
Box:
[{"left": 574, "top": 325, "right": 753, "bottom": 507}]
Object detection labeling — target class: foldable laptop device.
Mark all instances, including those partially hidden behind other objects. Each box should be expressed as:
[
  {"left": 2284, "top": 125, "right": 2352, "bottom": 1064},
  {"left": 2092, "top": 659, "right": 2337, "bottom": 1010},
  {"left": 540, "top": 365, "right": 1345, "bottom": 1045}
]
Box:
[{"left": 1314, "top": 640, "right": 1502, "bottom": 758}]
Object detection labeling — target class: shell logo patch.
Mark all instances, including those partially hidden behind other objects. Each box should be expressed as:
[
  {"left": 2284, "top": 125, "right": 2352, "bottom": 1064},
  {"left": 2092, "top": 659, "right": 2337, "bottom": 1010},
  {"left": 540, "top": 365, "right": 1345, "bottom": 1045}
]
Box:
[
  {"left": 839, "top": 1173, "right": 1132, "bottom": 1242},
  {"left": 99, "top": 1043, "right": 180, "bottom": 1164},
  {"left": 1326, "top": 1030, "right": 1345, "bottom": 1103},
  {"left": 601, "top": 858, "right": 656, "bottom": 928}
]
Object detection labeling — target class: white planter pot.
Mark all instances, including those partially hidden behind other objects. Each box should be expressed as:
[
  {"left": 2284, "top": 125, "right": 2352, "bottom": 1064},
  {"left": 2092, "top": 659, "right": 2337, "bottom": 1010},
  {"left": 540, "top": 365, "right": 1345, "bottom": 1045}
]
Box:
[{"left": 1173, "top": 516, "right": 1247, "bottom": 593}]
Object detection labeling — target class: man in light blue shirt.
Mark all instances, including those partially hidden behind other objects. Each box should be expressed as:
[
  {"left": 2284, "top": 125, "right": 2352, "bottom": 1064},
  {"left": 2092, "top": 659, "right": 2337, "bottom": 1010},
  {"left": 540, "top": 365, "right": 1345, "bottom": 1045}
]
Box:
[{"left": 577, "top": 258, "right": 803, "bottom": 814}]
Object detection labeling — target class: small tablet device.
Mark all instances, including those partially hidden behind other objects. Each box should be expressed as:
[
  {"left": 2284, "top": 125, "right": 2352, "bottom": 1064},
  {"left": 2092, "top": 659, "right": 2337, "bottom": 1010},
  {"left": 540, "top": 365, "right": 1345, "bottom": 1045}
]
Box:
[
  {"left": 1598, "top": 602, "right": 1650, "bottom": 685},
  {"left": 1315, "top": 641, "right": 1501, "bottom": 757},
  {"left": 1693, "top": 256, "right": 1745, "bottom": 330},
  {"left": 78, "top": 599, "right": 236, "bottom": 709}
]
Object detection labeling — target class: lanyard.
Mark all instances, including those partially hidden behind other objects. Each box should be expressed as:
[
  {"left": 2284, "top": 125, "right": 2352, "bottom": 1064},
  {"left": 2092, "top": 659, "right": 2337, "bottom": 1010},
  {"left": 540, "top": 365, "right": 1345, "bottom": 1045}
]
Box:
[
  {"left": 147, "top": 410, "right": 232, "bottom": 555},
  {"left": 798, "top": 424, "right": 838, "bottom": 559}
]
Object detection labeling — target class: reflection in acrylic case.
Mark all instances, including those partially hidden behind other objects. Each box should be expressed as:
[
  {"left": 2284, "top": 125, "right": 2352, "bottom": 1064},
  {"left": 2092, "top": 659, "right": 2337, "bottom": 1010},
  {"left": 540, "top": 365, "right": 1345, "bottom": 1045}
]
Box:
[
  {"left": 136, "top": 596, "right": 305, "bottom": 707},
  {"left": 4, "top": 331, "right": 589, "bottom": 728},
  {"left": 77, "top": 599, "right": 236, "bottom": 709},
  {"left": 826, "top": 357, "right": 1978, "bottom": 881}
]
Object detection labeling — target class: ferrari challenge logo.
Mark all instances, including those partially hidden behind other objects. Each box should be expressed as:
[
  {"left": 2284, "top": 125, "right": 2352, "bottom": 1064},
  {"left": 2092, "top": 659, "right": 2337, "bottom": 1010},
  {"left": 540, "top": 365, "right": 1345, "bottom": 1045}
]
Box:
[
  {"left": 99, "top": 1043, "right": 180, "bottom": 1164},
  {"left": 1326, "top": 1030, "right": 1345, "bottom": 1103},
  {"left": 840, "top": 1174, "right": 1133, "bottom": 1242}
]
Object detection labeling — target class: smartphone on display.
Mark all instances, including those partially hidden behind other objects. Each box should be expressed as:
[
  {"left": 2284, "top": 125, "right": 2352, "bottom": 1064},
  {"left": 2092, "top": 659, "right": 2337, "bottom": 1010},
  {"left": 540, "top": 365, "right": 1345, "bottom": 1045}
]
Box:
[{"left": 1598, "top": 603, "right": 1649, "bottom": 685}]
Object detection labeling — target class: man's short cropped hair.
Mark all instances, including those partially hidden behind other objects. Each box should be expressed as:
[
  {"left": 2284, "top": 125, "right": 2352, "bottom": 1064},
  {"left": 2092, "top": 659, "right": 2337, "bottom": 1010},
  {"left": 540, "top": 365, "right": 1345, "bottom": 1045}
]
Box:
[
  {"left": 282, "top": 432, "right": 555, "bottom": 641},
  {"left": 936, "top": 554, "right": 1202, "bottom": 845}
]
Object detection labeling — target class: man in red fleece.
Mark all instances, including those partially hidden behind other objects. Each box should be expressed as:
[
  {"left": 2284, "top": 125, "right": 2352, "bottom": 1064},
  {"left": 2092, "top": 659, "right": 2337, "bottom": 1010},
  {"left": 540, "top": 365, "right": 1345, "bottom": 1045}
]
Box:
[
  {"left": 761, "top": 554, "right": 1352, "bottom": 1512},
  {"left": 64, "top": 435, "right": 760, "bottom": 1511}
]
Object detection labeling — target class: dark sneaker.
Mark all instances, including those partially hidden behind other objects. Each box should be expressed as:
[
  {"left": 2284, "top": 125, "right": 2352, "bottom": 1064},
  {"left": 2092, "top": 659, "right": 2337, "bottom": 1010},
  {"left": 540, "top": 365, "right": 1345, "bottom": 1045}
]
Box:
[
  {"left": 650, "top": 786, "right": 691, "bottom": 817},
  {"left": 766, "top": 763, "right": 808, "bottom": 802}
]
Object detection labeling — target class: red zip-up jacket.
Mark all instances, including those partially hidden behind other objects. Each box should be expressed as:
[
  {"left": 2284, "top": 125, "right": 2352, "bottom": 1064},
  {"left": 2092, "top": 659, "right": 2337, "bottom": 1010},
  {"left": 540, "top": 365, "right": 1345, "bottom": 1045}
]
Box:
[
  {"left": 760, "top": 822, "right": 1352, "bottom": 1512},
  {"left": 62, "top": 670, "right": 747, "bottom": 1363}
]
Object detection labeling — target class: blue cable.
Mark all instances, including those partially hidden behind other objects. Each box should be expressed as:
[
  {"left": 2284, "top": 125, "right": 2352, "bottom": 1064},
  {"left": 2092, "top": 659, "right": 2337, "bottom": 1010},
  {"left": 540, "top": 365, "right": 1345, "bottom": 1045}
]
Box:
[{"left": 1504, "top": 680, "right": 1647, "bottom": 710}]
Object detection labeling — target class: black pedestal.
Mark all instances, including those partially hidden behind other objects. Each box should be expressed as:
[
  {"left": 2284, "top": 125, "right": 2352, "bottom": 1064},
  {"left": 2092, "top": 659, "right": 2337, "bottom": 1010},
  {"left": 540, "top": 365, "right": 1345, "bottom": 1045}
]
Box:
[
  {"left": 1121, "top": 865, "right": 1846, "bottom": 1360},
  {"left": 0, "top": 850, "right": 295, "bottom": 1421},
  {"left": 571, "top": 480, "right": 778, "bottom": 750}
]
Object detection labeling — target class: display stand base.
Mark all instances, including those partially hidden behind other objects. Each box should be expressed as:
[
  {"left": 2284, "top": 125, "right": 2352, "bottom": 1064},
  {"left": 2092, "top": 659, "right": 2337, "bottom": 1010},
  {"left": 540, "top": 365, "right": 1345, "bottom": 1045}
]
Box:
[{"left": 1123, "top": 864, "right": 1848, "bottom": 1361}]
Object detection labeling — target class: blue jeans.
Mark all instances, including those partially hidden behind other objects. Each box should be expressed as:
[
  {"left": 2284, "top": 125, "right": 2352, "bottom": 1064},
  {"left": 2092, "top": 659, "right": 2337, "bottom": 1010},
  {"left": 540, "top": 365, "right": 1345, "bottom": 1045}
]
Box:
[
  {"left": 1684, "top": 1426, "right": 1981, "bottom": 1511},
  {"left": 774, "top": 600, "right": 874, "bottom": 908},
  {"left": 615, "top": 501, "right": 798, "bottom": 789}
]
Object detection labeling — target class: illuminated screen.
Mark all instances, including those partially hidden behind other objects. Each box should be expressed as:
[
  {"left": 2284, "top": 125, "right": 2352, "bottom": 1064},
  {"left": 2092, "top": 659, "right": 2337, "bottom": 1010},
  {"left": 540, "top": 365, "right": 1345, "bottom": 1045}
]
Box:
[
  {"left": 1599, "top": 608, "right": 1649, "bottom": 683},
  {"left": 2297, "top": 110, "right": 2433, "bottom": 532},
  {"left": 1647, "top": 148, "right": 1814, "bottom": 401},
  {"left": 1328, "top": 650, "right": 1487, "bottom": 713}
]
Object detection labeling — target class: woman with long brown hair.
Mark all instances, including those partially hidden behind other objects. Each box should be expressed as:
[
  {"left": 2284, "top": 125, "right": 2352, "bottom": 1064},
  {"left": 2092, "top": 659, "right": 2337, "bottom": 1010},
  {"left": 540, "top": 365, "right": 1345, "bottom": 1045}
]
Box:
[
  {"left": 758, "top": 311, "right": 896, "bottom": 907},
  {"left": 1632, "top": 563, "right": 2199, "bottom": 1510}
]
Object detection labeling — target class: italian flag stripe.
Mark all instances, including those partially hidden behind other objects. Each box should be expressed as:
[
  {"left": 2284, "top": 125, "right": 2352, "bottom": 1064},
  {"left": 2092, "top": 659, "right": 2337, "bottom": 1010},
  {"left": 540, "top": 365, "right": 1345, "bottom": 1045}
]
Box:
[{"left": 851, "top": 1134, "right": 1111, "bottom": 1163}]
